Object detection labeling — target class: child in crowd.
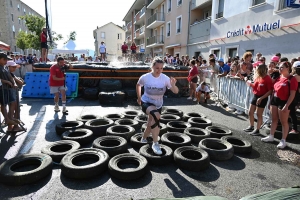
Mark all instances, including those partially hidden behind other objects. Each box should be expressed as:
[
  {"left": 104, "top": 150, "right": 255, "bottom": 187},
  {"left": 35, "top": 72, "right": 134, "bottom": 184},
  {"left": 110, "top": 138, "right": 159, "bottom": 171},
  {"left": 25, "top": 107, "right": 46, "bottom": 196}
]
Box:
[
  {"left": 236, "top": 62, "right": 251, "bottom": 80},
  {"left": 228, "top": 62, "right": 238, "bottom": 77},
  {"left": 196, "top": 81, "right": 210, "bottom": 104},
  {"left": 268, "top": 61, "right": 280, "bottom": 81}
]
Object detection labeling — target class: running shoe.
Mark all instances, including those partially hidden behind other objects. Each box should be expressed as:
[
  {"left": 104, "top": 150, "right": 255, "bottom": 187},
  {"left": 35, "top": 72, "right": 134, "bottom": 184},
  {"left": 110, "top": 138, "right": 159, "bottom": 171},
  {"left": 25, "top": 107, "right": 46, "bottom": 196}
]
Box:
[
  {"left": 193, "top": 98, "right": 197, "bottom": 101},
  {"left": 140, "top": 137, "right": 148, "bottom": 143},
  {"left": 152, "top": 143, "right": 162, "bottom": 155},
  {"left": 289, "top": 129, "right": 299, "bottom": 134},
  {"left": 249, "top": 129, "right": 260, "bottom": 136},
  {"left": 187, "top": 97, "right": 192, "bottom": 100},
  {"left": 261, "top": 135, "right": 274, "bottom": 142},
  {"left": 62, "top": 107, "right": 68, "bottom": 113},
  {"left": 277, "top": 139, "right": 287, "bottom": 149},
  {"left": 243, "top": 126, "right": 254, "bottom": 132},
  {"left": 54, "top": 105, "right": 60, "bottom": 112},
  {"left": 234, "top": 110, "right": 243, "bottom": 115}
]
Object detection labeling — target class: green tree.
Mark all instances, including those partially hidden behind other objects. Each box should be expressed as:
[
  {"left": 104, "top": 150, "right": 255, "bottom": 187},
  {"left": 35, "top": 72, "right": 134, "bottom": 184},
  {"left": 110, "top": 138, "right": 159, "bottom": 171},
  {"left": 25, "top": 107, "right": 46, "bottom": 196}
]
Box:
[
  {"left": 16, "top": 31, "right": 30, "bottom": 54},
  {"left": 64, "top": 31, "right": 77, "bottom": 44}
]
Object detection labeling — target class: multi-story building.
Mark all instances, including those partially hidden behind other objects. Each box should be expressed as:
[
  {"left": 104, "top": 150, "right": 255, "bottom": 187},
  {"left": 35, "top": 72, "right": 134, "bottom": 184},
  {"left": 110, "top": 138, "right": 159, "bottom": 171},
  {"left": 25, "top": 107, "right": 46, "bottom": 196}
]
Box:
[
  {"left": 123, "top": 0, "right": 191, "bottom": 58},
  {"left": 0, "top": 0, "right": 44, "bottom": 55},
  {"left": 93, "top": 22, "right": 125, "bottom": 61},
  {"left": 188, "top": 0, "right": 300, "bottom": 61}
]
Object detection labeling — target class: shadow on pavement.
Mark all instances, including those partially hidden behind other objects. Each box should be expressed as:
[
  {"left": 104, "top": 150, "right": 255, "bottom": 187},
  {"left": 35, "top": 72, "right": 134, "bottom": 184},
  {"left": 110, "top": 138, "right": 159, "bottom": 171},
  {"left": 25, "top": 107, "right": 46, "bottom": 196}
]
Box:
[
  {"left": 60, "top": 171, "right": 110, "bottom": 190},
  {"left": 45, "top": 114, "right": 67, "bottom": 142},
  {"left": 211, "top": 155, "right": 246, "bottom": 171},
  {"left": 235, "top": 148, "right": 261, "bottom": 159},
  {"left": 0, "top": 134, "right": 17, "bottom": 164},
  {"left": 201, "top": 103, "right": 247, "bottom": 121},
  {"left": 0, "top": 171, "right": 52, "bottom": 198},
  {"left": 180, "top": 164, "right": 220, "bottom": 182},
  {"left": 110, "top": 170, "right": 152, "bottom": 189}
]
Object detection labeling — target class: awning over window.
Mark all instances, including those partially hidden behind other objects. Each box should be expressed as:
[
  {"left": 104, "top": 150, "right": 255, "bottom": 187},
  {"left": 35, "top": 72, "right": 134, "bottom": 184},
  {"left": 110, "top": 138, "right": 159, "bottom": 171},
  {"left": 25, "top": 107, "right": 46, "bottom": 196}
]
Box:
[
  {"left": 165, "top": 44, "right": 181, "bottom": 49},
  {"left": 0, "top": 41, "right": 10, "bottom": 51}
]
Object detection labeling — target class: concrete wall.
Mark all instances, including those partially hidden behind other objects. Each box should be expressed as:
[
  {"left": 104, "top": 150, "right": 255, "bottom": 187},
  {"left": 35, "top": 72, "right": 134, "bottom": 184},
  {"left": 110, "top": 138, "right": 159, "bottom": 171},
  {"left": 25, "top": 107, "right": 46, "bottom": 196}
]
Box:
[{"left": 94, "top": 23, "right": 125, "bottom": 60}]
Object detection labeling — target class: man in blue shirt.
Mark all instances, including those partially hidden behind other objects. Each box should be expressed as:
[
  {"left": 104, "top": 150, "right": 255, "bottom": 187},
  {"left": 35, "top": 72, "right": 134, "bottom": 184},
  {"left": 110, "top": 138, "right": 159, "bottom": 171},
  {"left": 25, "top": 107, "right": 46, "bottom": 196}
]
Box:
[{"left": 217, "top": 58, "right": 230, "bottom": 77}]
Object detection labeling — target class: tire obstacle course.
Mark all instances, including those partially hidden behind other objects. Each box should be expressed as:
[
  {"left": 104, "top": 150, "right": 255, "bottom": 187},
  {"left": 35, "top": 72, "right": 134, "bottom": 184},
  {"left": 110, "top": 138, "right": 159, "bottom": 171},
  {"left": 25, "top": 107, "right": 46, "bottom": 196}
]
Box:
[{"left": 0, "top": 108, "right": 254, "bottom": 185}]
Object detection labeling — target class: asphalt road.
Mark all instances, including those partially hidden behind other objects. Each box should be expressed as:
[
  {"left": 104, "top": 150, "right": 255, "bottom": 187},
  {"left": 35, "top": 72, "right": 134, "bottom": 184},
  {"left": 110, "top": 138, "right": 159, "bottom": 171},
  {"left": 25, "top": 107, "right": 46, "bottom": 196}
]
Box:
[{"left": 0, "top": 97, "right": 299, "bottom": 200}]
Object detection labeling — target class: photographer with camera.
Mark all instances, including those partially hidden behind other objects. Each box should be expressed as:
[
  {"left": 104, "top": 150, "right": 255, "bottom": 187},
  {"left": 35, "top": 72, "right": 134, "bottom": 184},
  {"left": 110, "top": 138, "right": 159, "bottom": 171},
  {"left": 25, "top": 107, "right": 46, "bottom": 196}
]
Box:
[{"left": 49, "top": 57, "right": 73, "bottom": 113}]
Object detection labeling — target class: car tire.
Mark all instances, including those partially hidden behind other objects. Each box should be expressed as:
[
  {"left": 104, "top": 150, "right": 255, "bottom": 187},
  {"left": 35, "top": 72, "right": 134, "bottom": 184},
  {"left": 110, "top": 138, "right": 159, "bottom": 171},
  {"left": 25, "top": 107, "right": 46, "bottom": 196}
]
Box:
[
  {"left": 76, "top": 114, "right": 101, "bottom": 124},
  {"left": 160, "top": 114, "right": 181, "bottom": 125},
  {"left": 108, "top": 153, "right": 148, "bottom": 180},
  {"left": 103, "top": 113, "right": 125, "bottom": 122},
  {"left": 167, "top": 121, "right": 192, "bottom": 133},
  {"left": 161, "top": 132, "right": 192, "bottom": 150},
  {"left": 130, "top": 133, "right": 160, "bottom": 149},
  {"left": 188, "top": 117, "right": 212, "bottom": 129},
  {"left": 184, "top": 127, "right": 210, "bottom": 144},
  {"left": 98, "top": 91, "right": 125, "bottom": 105},
  {"left": 55, "top": 121, "right": 84, "bottom": 135},
  {"left": 106, "top": 125, "right": 136, "bottom": 141},
  {"left": 134, "top": 114, "right": 148, "bottom": 128},
  {"left": 182, "top": 112, "right": 206, "bottom": 122},
  {"left": 199, "top": 138, "right": 234, "bottom": 161},
  {"left": 122, "top": 110, "right": 142, "bottom": 119},
  {"left": 41, "top": 140, "right": 81, "bottom": 163},
  {"left": 0, "top": 153, "right": 53, "bottom": 186},
  {"left": 221, "top": 136, "right": 252, "bottom": 154},
  {"left": 141, "top": 123, "right": 167, "bottom": 136},
  {"left": 174, "top": 146, "right": 210, "bottom": 171},
  {"left": 85, "top": 118, "right": 114, "bottom": 136},
  {"left": 139, "top": 144, "right": 173, "bottom": 165},
  {"left": 61, "top": 148, "right": 109, "bottom": 179},
  {"left": 83, "top": 88, "right": 99, "bottom": 100},
  {"left": 99, "top": 79, "right": 122, "bottom": 92},
  {"left": 115, "top": 119, "right": 140, "bottom": 132},
  {"left": 61, "top": 128, "right": 94, "bottom": 145},
  {"left": 162, "top": 108, "right": 183, "bottom": 118},
  {"left": 206, "top": 126, "right": 232, "bottom": 138},
  {"left": 93, "top": 136, "right": 128, "bottom": 157}
]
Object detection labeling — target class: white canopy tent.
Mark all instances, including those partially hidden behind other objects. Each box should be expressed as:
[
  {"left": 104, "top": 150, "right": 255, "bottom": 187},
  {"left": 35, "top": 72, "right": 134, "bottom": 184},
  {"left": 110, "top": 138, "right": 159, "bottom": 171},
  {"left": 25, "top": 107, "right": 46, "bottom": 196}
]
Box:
[{"left": 50, "top": 40, "right": 88, "bottom": 54}]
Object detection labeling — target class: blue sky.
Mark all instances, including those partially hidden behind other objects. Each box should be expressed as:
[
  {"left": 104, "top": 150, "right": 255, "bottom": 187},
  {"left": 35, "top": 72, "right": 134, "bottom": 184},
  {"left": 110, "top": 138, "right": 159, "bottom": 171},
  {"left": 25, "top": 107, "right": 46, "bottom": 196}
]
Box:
[{"left": 21, "top": 0, "right": 135, "bottom": 50}]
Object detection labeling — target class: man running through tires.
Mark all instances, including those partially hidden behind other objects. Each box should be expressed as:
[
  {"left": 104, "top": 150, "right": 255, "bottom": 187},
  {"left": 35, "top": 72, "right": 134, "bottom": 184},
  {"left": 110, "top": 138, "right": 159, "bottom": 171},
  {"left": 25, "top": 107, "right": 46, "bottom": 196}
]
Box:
[
  {"left": 49, "top": 57, "right": 73, "bottom": 114},
  {"left": 99, "top": 41, "right": 106, "bottom": 62},
  {"left": 40, "top": 28, "right": 48, "bottom": 63},
  {"left": 121, "top": 42, "right": 128, "bottom": 61}
]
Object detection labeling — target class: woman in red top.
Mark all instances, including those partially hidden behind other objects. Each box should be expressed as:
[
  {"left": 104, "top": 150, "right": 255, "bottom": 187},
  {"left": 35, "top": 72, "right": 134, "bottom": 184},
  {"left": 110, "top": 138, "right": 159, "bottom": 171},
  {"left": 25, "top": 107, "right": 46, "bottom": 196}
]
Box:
[
  {"left": 261, "top": 61, "right": 297, "bottom": 149},
  {"left": 243, "top": 64, "right": 273, "bottom": 135},
  {"left": 187, "top": 59, "right": 198, "bottom": 101},
  {"left": 131, "top": 42, "right": 137, "bottom": 62},
  {"left": 40, "top": 28, "right": 48, "bottom": 63}
]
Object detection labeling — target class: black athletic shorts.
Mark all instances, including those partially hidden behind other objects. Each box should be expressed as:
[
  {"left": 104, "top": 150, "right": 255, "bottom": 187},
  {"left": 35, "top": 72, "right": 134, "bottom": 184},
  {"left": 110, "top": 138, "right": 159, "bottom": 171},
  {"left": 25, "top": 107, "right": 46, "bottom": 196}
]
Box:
[
  {"left": 251, "top": 94, "right": 268, "bottom": 108},
  {"left": 0, "top": 88, "right": 15, "bottom": 105},
  {"left": 141, "top": 101, "right": 162, "bottom": 115},
  {"left": 132, "top": 50, "right": 136, "bottom": 54},
  {"left": 122, "top": 50, "right": 127, "bottom": 54},
  {"left": 191, "top": 77, "right": 198, "bottom": 83},
  {"left": 270, "top": 96, "right": 292, "bottom": 110},
  {"left": 41, "top": 42, "right": 48, "bottom": 49}
]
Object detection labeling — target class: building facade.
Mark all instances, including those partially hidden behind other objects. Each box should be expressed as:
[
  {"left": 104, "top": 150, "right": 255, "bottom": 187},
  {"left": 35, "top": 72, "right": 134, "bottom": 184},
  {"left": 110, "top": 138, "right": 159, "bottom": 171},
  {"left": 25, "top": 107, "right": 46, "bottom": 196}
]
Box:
[
  {"left": 0, "top": 0, "right": 44, "bottom": 55},
  {"left": 93, "top": 22, "right": 125, "bottom": 60},
  {"left": 188, "top": 0, "right": 300, "bottom": 61},
  {"left": 123, "top": 0, "right": 191, "bottom": 58}
]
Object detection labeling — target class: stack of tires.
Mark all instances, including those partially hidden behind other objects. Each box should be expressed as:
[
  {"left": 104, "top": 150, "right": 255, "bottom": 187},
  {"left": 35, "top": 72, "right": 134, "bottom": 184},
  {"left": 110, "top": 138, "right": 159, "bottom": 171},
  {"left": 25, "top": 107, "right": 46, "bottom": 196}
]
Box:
[
  {"left": 0, "top": 108, "right": 254, "bottom": 185},
  {"left": 98, "top": 79, "right": 125, "bottom": 105}
]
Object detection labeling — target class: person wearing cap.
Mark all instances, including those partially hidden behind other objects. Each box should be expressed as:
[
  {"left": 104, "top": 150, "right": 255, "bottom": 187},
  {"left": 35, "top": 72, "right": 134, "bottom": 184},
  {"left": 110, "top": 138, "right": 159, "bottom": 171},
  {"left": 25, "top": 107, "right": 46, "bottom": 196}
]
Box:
[
  {"left": 271, "top": 56, "right": 280, "bottom": 66},
  {"left": 99, "top": 41, "right": 106, "bottom": 62},
  {"left": 6, "top": 61, "right": 24, "bottom": 133},
  {"left": 217, "top": 58, "right": 230, "bottom": 77},
  {"left": 49, "top": 57, "right": 73, "bottom": 113},
  {"left": 0, "top": 53, "right": 19, "bottom": 127},
  {"left": 41, "top": 28, "right": 48, "bottom": 63},
  {"left": 288, "top": 61, "right": 300, "bottom": 135}
]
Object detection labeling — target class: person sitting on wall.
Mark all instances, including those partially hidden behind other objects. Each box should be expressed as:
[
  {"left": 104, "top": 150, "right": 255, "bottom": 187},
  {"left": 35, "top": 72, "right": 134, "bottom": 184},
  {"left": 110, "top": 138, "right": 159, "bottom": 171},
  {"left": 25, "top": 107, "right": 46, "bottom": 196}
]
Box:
[{"left": 196, "top": 81, "right": 210, "bottom": 104}]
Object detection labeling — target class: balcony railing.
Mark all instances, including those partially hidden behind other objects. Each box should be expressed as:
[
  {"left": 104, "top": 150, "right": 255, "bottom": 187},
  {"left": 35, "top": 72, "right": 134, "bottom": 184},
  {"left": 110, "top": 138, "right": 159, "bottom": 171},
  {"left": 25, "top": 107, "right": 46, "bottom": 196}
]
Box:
[
  {"left": 147, "top": 35, "right": 164, "bottom": 46},
  {"left": 216, "top": 12, "right": 223, "bottom": 19},
  {"left": 127, "top": 35, "right": 132, "bottom": 42},
  {"left": 140, "top": 6, "right": 146, "bottom": 17},
  {"left": 189, "top": 18, "right": 211, "bottom": 43},
  {"left": 135, "top": 29, "right": 140, "bottom": 38},
  {"left": 147, "top": 12, "right": 165, "bottom": 26},
  {"left": 126, "top": 22, "right": 132, "bottom": 31},
  {"left": 140, "top": 26, "right": 145, "bottom": 34}
]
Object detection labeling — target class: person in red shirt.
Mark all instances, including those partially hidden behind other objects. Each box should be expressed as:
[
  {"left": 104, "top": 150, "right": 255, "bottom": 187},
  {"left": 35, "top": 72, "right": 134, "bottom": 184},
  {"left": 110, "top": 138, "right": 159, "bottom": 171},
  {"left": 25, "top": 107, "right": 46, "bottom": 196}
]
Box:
[
  {"left": 121, "top": 42, "right": 128, "bottom": 60},
  {"left": 187, "top": 59, "right": 198, "bottom": 101},
  {"left": 261, "top": 61, "right": 297, "bottom": 149},
  {"left": 49, "top": 57, "right": 73, "bottom": 113},
  {"left": 130, "top": 42, "right": 137, "bottom": 62},
  {"left": 243, "top": 64, "right": 273, "bottom": 135},
  {"left": 40, "top": 28, "right": 48, "bottom": 63}
]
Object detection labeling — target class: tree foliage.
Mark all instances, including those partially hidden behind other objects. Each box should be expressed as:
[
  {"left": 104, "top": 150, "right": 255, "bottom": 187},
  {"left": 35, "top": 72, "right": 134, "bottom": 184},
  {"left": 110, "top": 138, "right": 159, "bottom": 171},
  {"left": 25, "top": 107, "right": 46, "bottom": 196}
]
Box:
[
  {"left": 64, "top": 31, "right": 77, "bottom": 44},
  {"left": 16, "top": 31, "right": 30, "bottom": 54}
]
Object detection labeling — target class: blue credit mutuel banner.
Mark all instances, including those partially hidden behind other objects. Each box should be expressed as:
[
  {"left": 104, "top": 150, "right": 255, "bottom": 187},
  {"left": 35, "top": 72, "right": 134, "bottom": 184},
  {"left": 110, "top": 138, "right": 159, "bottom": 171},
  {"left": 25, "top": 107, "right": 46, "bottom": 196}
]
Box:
[
  {"left": 226, "top": 19, "right": 281, "bottom": 38},
  {"left": 287, "top": 0, "right": 300, "bottom": 8}
]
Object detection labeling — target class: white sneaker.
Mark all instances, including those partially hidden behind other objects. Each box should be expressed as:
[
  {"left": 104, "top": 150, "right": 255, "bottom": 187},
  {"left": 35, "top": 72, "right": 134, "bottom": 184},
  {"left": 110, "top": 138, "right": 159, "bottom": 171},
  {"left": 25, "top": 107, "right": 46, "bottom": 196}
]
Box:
[
  {"left": 140, "top": 137, "right": 148, "bottom": 143},
  {"left": 193, "top": 98, "right": 197, "bottom": 101},
  {"left": 62, "top": 107, "right": 68, "bottom": 113},
  {"left": 277, "top": 140, "right": 287, "bottom": 149},
  {"left": 234, "top": 110, "right": 243, "bottom": 115},
  {"left": 261, "top": 135, "right": 274, "bottom": 143},
  {"left": 152, "top": 143, "right": 162, "bottom": 155},
  {"left": 187, "top": 97, "right": 192, "bottom": 100},
  {"left": 54, "top": 105, "right": 60, "bottom": 112}
]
